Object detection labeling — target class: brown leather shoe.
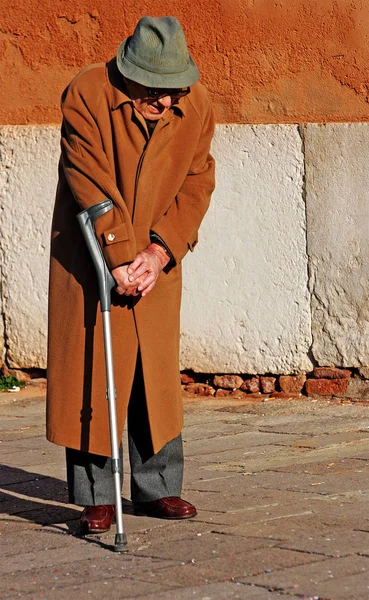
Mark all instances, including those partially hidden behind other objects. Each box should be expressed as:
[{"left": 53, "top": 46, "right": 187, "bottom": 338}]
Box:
[
  {"left": 135, "top": 497, "right": 197, "bottom": 520},
  {"left": 80, "top": 504, "right": 115, "bottom": 534}
]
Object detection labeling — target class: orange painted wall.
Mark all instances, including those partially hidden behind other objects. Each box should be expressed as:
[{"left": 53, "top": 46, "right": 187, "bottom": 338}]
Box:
[{"left": 1, "top": 0, "right": 369, "bottom": 125}]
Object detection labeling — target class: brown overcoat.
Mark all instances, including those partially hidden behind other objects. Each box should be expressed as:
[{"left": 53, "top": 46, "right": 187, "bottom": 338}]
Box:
[{"left": 46, "top": 59, "right": 215, "bottom": 456}]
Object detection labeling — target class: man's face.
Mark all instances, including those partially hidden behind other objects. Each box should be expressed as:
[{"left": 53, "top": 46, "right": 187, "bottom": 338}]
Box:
[{"left": 124, "top": 79, "right": 188, "bottom": 121}]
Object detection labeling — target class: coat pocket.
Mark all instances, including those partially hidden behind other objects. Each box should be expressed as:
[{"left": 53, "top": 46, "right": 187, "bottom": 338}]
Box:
[{"left": 102, "top": 222, "right": 129, "bottom": 245}]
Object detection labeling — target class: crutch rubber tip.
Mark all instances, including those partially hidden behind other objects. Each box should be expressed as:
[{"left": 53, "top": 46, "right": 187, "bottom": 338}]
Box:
[{"left": 113, "top": 533, "right": 128, "bottom": 552}]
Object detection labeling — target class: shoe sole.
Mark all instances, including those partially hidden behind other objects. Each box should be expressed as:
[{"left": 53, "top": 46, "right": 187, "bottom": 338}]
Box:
[{"left": 134, "top": 508, "right": 197, "bottom": 520}]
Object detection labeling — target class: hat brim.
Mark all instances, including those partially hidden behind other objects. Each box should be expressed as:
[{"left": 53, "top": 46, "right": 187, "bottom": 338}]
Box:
[{"left": 116, "top": 38, "right": 200, "bottom": 88}]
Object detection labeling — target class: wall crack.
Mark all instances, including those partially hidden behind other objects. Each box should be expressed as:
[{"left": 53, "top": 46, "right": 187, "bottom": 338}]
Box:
[{"left": 297, "top": 123, "right": 317, "bottom": 369}]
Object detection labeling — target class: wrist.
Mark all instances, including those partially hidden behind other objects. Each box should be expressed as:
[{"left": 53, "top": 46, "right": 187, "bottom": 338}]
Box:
[{"left": 147, "top": 243, "right": 170, "bottom": 267}]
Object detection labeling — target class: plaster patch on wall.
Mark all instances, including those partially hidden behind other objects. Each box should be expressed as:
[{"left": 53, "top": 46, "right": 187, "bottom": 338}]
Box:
[
  {"left": 304, "top": 123, "right": 369, "bottom": 366},
  {"left": 180, "top": 124, "right": 313, "bottom": 374},
  {"left": 0, "top": 126, "right": 60, "bottom": 368},
  {"left": 0, "top": 131, "right": 13, "bottom": 366}
]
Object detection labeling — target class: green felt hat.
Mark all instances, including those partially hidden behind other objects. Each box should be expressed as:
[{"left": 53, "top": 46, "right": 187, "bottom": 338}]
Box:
[{"left": 116, "top": 16, "right": 200, "bottom": 88}]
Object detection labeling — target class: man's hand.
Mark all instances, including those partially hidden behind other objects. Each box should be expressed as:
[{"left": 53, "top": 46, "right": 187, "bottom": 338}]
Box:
[
  {"left": 112, "top": 264, "right": 146, "bottom": 296},
  {"left": 127, "top": 243, "right": 170, "bottom": 297}
]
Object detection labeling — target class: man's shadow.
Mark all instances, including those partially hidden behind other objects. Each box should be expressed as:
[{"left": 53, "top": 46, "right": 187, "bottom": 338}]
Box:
[{"left": 0, "top": 464, "right": 134, "bottom": 535}]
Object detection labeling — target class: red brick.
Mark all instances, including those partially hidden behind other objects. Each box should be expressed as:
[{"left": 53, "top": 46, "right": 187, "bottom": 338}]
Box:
[
  {"left": 313, "top": 367, "right": 351, "bottom": 379},
  {"left": 270, "top": 391, "right": 301, "bottom": 399},
  {"left": 260, "top": 376, "right": 276, "bottom": 394},
  {"left": 181, "top": 372, "right": 195, "bottom": 384},
  {"left": 305, "top": 378, "right": 348, "bottom": 396},
  {"left": 8, "top": 369, "right": 31, "bottom": 384},
  {"left": 184, "top": 383, "right": 215, "bottom": 396},
  {"left": 213, "top": 375, "right": 244, "bottom": 390},
  {"left": 1, "top": 365, "right": 10, "bottom": 377},
  {"left": 230, "top": 390, "right": 248, "bottom": 399},
  {"left": 215, "top": 389, "right": 232, "bottom": 398},
  {"left": 26, "top": 377, "right": 46, "bottom": 390},
  {"left": 279, "top": 374, "right": 306, "bottom": 394},
  {"left": 240, "top": 376, "right": 260, "bottom": 393}
]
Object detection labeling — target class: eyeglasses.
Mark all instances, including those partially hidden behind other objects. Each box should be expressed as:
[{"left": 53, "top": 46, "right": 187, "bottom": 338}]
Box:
[{"left": 145, "top": 87, "right": 190, "bottom": 101}]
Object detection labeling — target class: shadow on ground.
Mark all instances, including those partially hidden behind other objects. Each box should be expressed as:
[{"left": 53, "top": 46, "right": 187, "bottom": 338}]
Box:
[{"left": 0, "top": 464, "right": 135, "bottom": 532}]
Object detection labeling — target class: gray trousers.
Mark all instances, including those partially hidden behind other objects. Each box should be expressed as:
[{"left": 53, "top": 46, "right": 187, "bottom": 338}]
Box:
[{"left": 66, "top": 354, "right": 184, "bottom": 506}]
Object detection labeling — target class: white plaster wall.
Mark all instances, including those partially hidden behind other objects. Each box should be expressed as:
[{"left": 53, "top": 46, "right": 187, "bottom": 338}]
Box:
[
  {"left": 0, "top": 126, "right": 60, "bottom": 368},
  {"left": 181, "top": 125, "right": 312, "bottom": 373},
  {"left": 304, "top": 123, "right": 369, "bottom": 367}
]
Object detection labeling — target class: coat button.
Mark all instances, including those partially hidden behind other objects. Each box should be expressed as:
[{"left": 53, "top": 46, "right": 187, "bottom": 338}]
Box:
[{"left": 107, "top": 233, "right": 115, "bottom": 241}]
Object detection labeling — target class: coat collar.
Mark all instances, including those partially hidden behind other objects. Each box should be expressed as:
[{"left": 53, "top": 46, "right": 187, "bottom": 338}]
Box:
[{"left": 107, "top": 59, "right": 187, "bottom": 118}]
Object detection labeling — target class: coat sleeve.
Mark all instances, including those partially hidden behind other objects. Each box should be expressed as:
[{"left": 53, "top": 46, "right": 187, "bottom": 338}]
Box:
[
  {"left": 60, "top": 77, "right": 136, "bottom": 269},
  {"left": 150, "top": 96, "right": 215, "bottom": 264}
]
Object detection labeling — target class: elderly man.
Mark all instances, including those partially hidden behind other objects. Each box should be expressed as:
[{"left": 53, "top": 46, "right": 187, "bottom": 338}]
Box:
[{"left": 47, "top": 16, "right": 215, "bottom": 534}]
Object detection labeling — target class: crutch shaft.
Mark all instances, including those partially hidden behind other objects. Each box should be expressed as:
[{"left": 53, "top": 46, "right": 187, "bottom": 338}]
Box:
[{"left": 77, "top": 200, "right": 127, "bottom": 553}]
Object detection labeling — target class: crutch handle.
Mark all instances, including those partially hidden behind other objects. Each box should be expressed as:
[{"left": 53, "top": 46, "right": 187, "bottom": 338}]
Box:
[{"left": 77, "top": 200, "right": 116, "bottom": 312}]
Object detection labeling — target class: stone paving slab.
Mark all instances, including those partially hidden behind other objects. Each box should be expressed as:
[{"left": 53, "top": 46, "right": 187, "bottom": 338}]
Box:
[
  {"left": 305, "top": 499, "right": 369, "bottom": 522},
  {"left": 185, "top": 440, "right": 369, "bottom": 475},
  {"left": 279, "top": 529, "right": 369, "bottom": 557},
  {"left": 0, "top": 435, "right": 55, "bottom": 453},
  {"left": 180, "top": 487, "right": 316, "bottom": 514},
  {"left": 0, "top": 518, "right": 48, "bottom": 534},
  {"left": 182, "top": 421, "right": 249, "bottom": 441},
  {"left": 289, "top": 431, "right": 369, "bottom": 448},
  {"left": 309, "top": 571, "right": 369, "bottom": 599},
  {"left": 1, "top": 474, "right": 69, "bottom": 503},
  {"left": 132, "top": 531, "right": 272, "bottom": 562},
  {"left": 241, "top": 469, "right": 369, "bottom": 496},
  {"left": 242, "top": 453, "right": 369, "bottom": 475},
  {"left": 245, "top": 554, "right": 369, "bottom": 597},
  {"left": 0, "top": 464, "right": 50, "bottom": 486},
  {"left": 32, "top": 579, "right": 172, "bottom": 600},
  {"left": 0, "top": 504, "right": 80, "bottom": 528},
  {"left": 88, "top": 518, "right": 213, "bottom": 550},
  {"left": 0, "top": 527, "right": 75, "bottom": 558},
  {"left": 2, "top": 538, "right": 113, "bottom": 575},
  {"left": 3, "top": 463, "right": 68, "bottom": 480},
  {"left": 1, "top": 446, "right": 63, "bottom": 469},
  {"left": 183, "top": 466, "right": 251, "bottom": 485},
  {"left": 1, "top": 545, "right": 179, "bottom": 596},
  {"left": 185, "top": 445, "right": 301, "bottom": 472},
  {"left": 257, "top": 416, "right": 369, "bottom": 436},
  {"left": 198, "top": 504, "right": 315, "bottom": 529},
  {"left": 139, "top": 580, "right": 290, "bottom": 599},
  {"left": 134, "top": 546, "right": 321, "bottom": 590},
  {"left": 180, "top": 489, "right": 258, "bottom": 513},
  {"left": 184, "top": 432, "right": 307, "bottom": 457},
  {"left": 212, "top": 512, "right": 366, "bottom": 543},
  {"left": 3, "top": 573, "right": 173, "bottom": 599},
  {"left": 270, "top": 457, "right": 369, "bottom": 475}
]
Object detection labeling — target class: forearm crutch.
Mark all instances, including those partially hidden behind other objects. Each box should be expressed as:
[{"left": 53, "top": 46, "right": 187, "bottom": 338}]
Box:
[{"left": 77, "top": 199, "right": 128, "bottom": 553}]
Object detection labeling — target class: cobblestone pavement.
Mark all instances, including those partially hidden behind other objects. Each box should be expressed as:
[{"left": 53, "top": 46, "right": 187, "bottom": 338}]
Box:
[{"left": 1, "top": 389, "right": 369, "bottom": 599}]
